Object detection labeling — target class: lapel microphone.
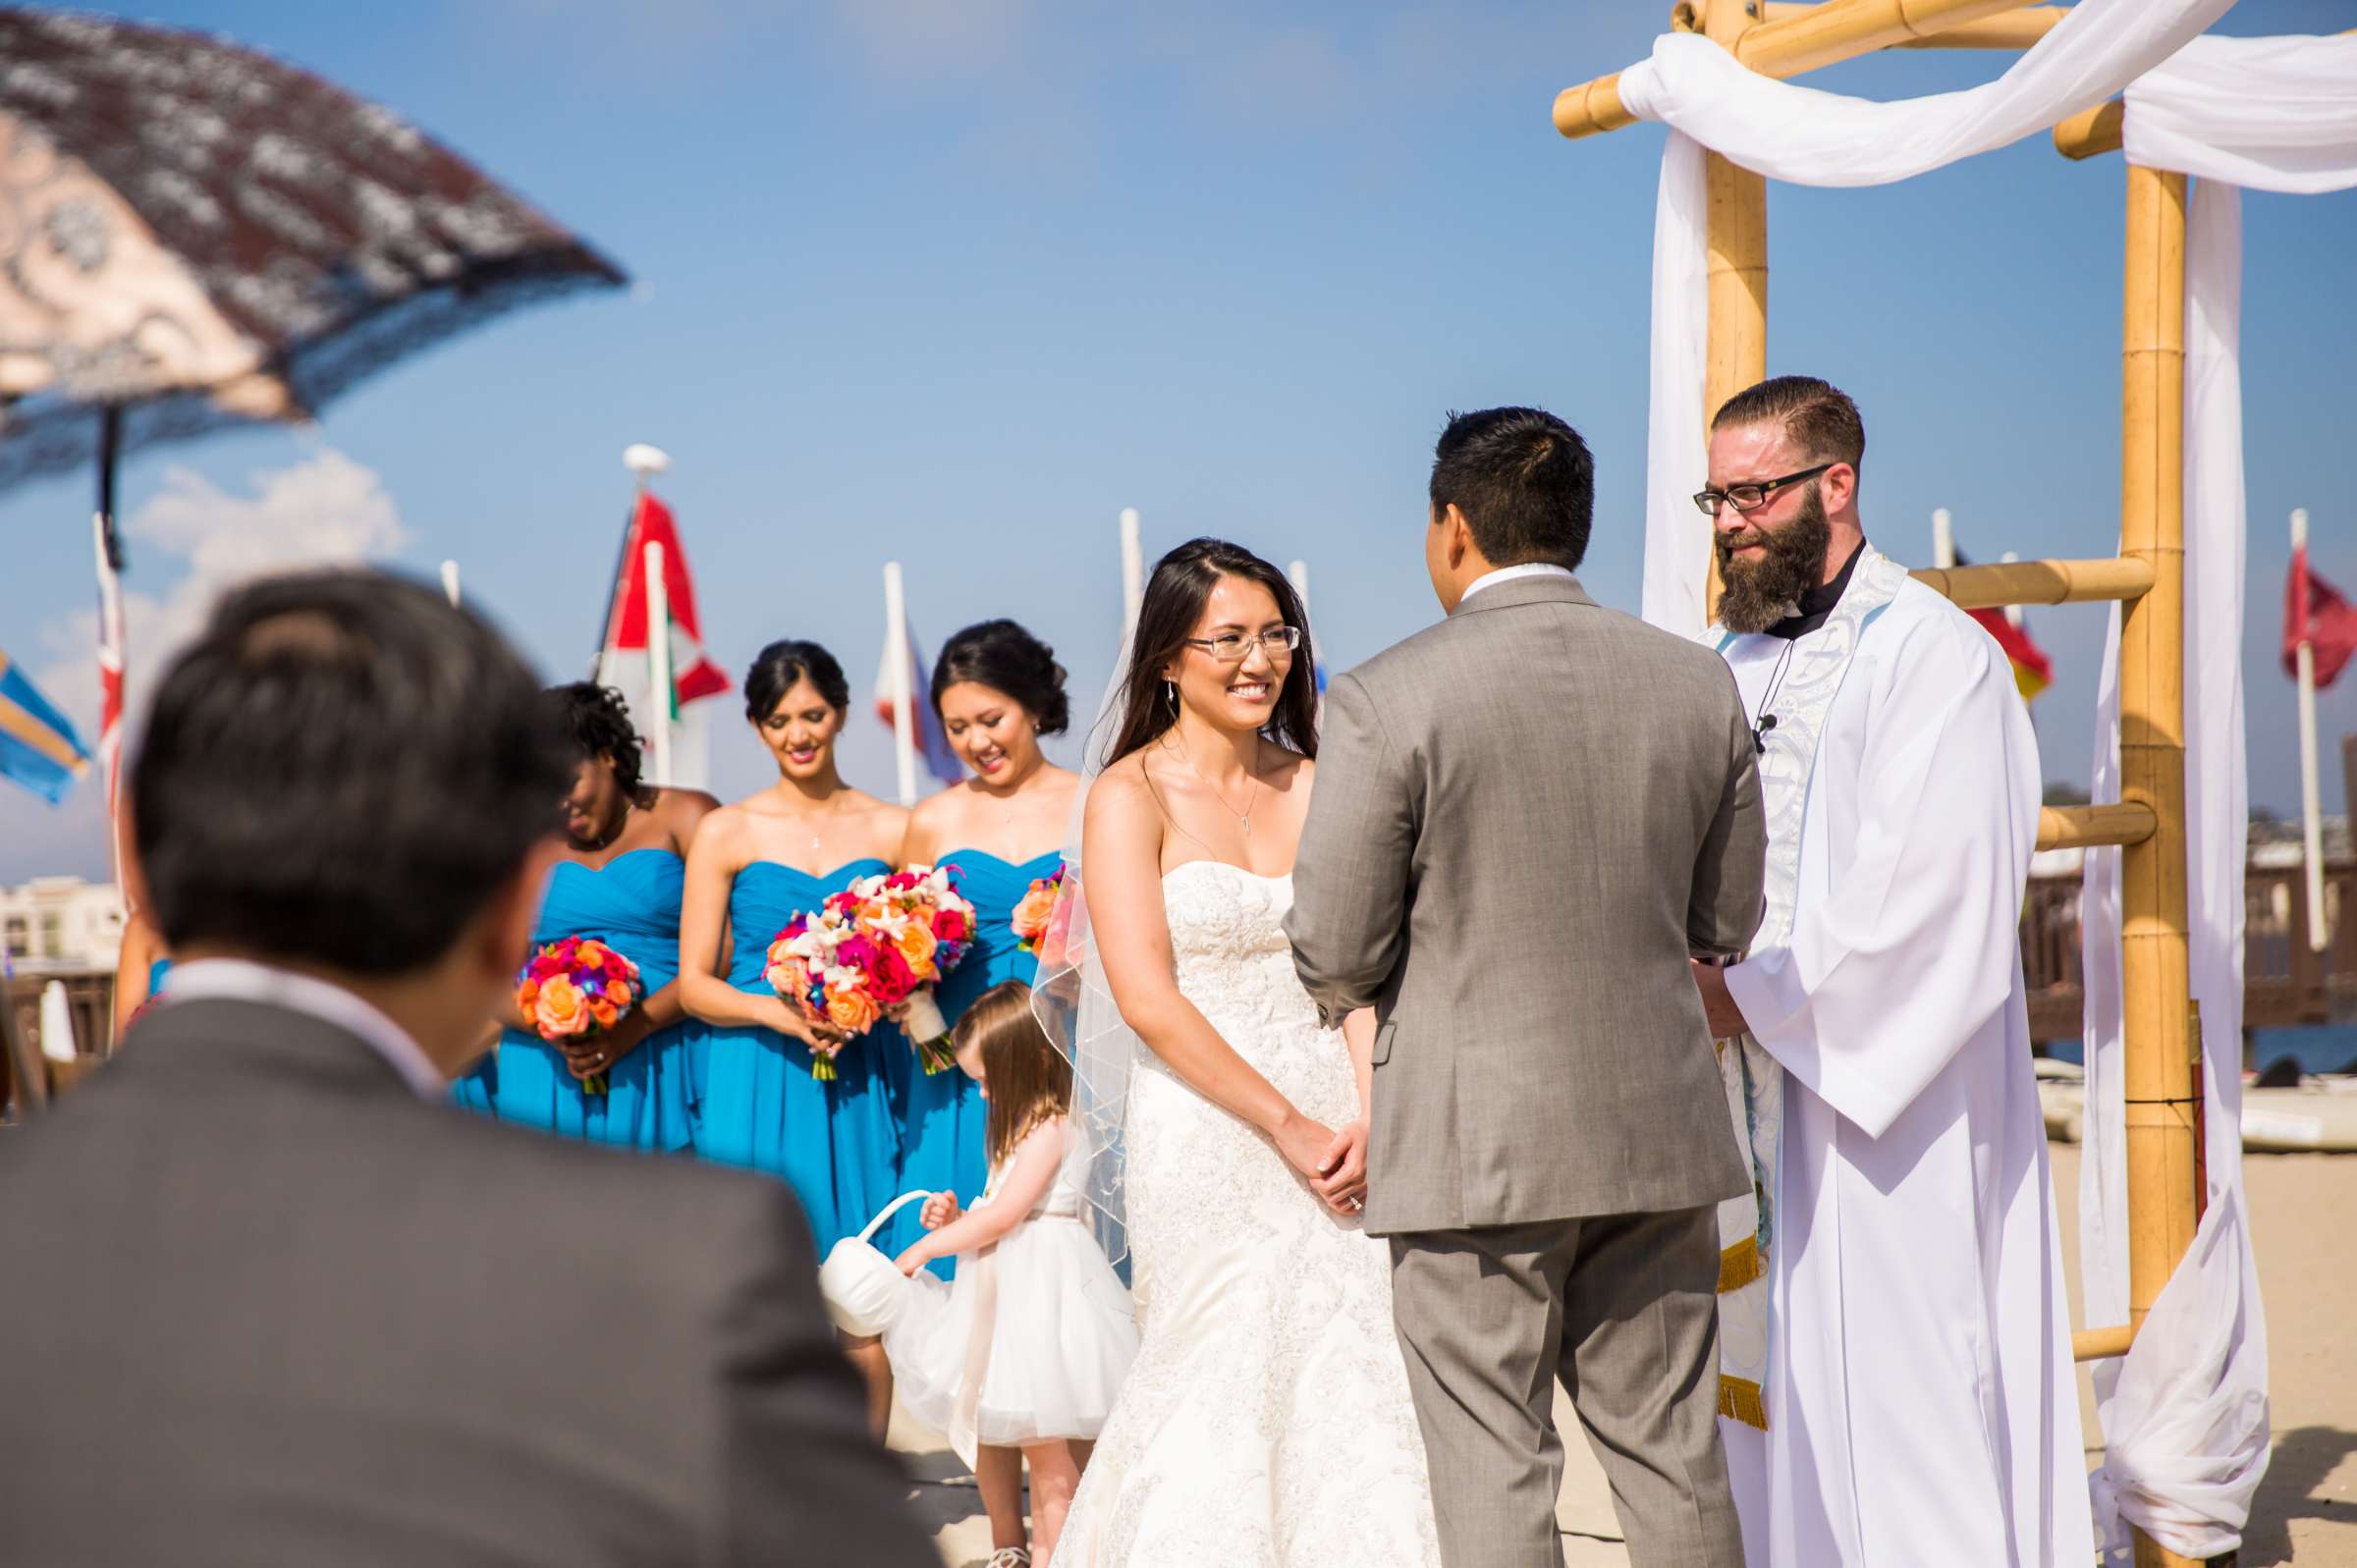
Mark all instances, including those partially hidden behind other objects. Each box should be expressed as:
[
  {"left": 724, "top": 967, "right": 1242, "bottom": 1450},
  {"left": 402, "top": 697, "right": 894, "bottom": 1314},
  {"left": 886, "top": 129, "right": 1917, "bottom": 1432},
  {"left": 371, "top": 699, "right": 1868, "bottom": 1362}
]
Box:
[{"left": 1753, "top": 714, "right": 1778, "bottom": 754}]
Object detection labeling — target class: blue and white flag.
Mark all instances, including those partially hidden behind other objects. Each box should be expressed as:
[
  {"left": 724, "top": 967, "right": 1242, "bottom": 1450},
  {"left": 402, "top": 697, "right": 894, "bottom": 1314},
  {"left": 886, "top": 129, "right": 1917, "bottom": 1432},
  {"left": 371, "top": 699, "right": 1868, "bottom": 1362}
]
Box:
[{"left": 0, "top": 648, "right": 91, "bottom": 805}]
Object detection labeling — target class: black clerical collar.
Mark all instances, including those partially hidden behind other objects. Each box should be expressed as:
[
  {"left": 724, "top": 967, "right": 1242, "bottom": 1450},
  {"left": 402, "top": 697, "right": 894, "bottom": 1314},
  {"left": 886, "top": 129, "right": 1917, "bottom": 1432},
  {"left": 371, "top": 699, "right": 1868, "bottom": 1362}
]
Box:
[{"left": 1766, "top": 543, "right": 1864, "bottom": 640}]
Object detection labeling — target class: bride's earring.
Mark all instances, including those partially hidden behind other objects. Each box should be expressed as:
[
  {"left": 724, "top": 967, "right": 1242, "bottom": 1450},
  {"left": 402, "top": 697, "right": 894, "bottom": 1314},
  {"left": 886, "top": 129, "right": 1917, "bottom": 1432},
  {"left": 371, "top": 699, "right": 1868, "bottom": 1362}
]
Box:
[{"left": 1166, "top": 678, "right": 1178, "bottom": 712}]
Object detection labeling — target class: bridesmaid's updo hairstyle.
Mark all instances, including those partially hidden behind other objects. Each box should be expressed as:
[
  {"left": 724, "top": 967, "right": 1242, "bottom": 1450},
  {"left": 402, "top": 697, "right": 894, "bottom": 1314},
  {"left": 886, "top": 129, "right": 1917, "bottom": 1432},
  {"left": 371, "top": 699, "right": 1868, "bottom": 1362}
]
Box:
[
  {"left": 931, "top": 620, "right": 1070, "bottom": 736},
  {"left": 744, "top": 639, "right": 850, "bottom": 722},
  {"left": 545, "top": 682, "right": 644, "bottom": 795}
]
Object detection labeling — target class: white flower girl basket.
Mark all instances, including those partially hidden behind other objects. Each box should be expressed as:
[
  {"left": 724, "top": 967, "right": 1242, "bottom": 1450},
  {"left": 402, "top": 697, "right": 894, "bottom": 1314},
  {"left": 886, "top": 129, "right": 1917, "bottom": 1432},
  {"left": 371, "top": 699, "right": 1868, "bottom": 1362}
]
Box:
[{"left": 818, "top": 1189, "right": 936, "bottom": 1337}]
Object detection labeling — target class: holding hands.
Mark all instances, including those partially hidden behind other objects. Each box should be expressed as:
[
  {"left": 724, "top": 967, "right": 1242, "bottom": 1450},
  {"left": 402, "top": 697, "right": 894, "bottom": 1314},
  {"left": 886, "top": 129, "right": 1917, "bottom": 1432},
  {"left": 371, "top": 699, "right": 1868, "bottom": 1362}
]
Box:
[
  {"left": 1316, "top": 1119, "right": 1370, "bottom": 1214},
  {"left": 1274, "top": 1112, "right": 1368, "bottom": 1217}
]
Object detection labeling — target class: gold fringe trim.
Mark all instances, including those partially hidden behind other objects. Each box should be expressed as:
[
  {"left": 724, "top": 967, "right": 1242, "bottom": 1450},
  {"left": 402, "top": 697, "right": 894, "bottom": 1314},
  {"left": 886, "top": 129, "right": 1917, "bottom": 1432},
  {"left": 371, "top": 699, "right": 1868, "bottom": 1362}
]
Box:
[
  {"left": 1718, "top": 1375, "right": 1768, "bottom": 1431},
  {"left": 1717, "top": 1234, "right": 1763, "bottom": 1294}
]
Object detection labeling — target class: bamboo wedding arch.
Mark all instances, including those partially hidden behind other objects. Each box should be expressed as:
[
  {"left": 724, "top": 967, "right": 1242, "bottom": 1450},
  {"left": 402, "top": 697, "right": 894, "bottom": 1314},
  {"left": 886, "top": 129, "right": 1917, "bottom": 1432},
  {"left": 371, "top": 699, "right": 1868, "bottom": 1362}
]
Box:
[{"left": 1558, "top": 4, "right": 2202, "bottom": 1564}]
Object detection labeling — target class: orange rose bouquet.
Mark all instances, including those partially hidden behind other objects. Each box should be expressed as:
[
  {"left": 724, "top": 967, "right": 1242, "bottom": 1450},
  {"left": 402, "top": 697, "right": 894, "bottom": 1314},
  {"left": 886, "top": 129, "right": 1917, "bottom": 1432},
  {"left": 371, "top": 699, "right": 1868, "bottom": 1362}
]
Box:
[
  {"left": 1011, "top": 865, "right": 1067, "bottom": 955},
  {"left": 514, "top": 936, "right": 640, "bottom": 1096}
]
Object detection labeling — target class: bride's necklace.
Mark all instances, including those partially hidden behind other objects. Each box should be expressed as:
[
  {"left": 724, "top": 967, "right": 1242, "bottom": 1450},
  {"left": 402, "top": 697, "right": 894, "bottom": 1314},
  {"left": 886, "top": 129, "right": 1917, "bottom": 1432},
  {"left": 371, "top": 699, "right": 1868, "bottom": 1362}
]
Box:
[{"left": 1173, "top": 734, "right": 1263, "bottom": 838}]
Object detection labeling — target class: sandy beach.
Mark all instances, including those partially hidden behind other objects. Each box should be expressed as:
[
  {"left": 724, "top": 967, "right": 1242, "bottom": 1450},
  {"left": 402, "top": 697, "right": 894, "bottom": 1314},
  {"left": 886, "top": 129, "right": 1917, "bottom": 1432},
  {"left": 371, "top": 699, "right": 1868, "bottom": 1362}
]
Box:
[{"left": 903, "top": 1140, "right": 2357, "bottom": 1566}]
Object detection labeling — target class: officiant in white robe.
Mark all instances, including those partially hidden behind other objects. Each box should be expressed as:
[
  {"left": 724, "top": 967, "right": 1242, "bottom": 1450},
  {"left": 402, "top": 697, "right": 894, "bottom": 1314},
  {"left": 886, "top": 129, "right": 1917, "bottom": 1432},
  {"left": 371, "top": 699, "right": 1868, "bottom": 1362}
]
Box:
[{"left": 1687, "top": 377, "right": 2091, "bottom": 1568}]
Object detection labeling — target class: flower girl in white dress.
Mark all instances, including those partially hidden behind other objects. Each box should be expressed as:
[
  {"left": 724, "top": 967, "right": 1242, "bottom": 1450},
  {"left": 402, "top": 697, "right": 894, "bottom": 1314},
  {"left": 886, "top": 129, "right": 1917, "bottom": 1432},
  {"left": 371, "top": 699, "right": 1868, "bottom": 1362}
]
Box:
[{"left": 889, "top": 981, "right": 1138, "bottom": 1568}]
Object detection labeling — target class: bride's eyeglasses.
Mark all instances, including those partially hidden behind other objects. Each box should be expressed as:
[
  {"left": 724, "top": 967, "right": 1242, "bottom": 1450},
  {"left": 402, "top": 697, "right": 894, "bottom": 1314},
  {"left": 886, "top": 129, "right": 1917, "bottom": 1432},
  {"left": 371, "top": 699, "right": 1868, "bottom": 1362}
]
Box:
[{"left": 1180, "top": 626, "right": 1303, "bottom": 665}]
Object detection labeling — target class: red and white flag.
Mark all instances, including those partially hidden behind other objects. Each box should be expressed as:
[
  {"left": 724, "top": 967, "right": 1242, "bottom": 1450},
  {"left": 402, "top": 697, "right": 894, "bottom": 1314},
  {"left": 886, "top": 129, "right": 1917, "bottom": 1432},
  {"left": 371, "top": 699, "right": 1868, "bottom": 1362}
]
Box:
[
  {"left": 594, "top": 490, "right": 729, "bottom": 787},
  {"left": 873, "top": 615, "right": 964, "bottom": 792},
  {"left": 2285, "top": 542, "right": 2357, "bottom": 690},
  {"left": 94, "top": 511, "right": 127, "bottom": 865}
]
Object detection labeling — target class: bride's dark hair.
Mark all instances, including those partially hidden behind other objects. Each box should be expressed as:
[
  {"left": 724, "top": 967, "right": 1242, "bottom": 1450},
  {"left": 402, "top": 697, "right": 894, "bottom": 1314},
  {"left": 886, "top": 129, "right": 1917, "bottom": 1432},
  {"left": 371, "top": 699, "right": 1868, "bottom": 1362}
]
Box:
[{"left": 1099, "top": 537, "right": 1318, "bottom": 767}]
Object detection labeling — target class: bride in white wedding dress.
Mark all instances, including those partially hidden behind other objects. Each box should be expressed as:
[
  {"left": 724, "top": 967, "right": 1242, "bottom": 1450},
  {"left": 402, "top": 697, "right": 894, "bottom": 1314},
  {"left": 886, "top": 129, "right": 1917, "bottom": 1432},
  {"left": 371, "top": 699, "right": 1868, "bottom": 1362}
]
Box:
[{"left": 1043, "top": 538, "right": 1440, "bottom": 1567}]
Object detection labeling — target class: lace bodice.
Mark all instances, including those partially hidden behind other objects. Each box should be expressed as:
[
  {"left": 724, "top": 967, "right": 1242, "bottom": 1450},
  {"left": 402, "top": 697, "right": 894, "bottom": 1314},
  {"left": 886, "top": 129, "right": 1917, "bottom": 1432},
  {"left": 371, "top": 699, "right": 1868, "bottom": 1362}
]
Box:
[
  {"left": 1153, "top": 861, "right": 1358, "bottom": 1128},
  {"left": 1055, "top": 859, "right": 1439, "bottom": 1565}
]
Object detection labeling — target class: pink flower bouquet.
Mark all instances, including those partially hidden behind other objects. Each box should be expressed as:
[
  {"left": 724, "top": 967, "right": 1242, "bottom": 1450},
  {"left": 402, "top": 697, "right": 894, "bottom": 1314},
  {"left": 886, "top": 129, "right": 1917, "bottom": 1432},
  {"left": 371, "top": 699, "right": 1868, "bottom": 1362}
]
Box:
[{"left": 767, "top": 866, "right": 977, "bottom": 1079}]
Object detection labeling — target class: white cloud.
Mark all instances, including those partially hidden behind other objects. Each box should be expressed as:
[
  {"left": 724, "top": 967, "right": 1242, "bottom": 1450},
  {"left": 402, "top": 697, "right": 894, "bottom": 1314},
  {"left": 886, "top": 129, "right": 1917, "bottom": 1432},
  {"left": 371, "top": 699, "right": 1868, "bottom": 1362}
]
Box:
[{"left": 5, "top": 447, "right": 409, "bottom": 884}]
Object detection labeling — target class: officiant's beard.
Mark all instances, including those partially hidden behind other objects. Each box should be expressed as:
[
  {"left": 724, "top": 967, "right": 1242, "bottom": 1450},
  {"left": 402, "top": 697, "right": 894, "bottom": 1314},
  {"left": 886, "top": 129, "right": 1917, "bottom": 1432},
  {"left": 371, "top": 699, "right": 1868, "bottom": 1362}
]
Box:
[{"left": 1716, "top": 490, "right": 1833, "bottom": 635}]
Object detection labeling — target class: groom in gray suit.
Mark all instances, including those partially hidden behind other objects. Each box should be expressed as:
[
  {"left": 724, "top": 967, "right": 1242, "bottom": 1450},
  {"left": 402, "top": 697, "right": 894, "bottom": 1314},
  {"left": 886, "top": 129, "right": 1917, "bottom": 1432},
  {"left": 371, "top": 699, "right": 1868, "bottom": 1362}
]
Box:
[{"left": 1288, "top": 408, "right": 1765, "bottom": 1567}]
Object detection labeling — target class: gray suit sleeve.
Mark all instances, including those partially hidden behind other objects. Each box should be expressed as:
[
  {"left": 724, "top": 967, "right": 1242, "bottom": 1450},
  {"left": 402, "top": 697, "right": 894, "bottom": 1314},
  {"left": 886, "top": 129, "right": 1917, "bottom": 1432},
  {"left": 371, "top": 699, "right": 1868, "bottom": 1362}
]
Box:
[
  {"left": 715, "top": 1187, "right": 935, "bottom": 1567},
  {"left": 1688, "top": 682, "right": 1767, "bottom": 961},
  {"left": 1287, "top": 670, "right": 1417, "bottom": 1027}
]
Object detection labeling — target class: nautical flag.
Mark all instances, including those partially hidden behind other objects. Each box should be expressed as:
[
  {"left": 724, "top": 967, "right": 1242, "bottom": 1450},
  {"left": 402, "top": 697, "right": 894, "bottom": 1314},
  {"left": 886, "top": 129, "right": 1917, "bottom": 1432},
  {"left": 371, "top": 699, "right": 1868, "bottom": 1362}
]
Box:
[
  {"left": 1954, "top": 546, "right": 2054, "bottom": 702},
  {"left": 94, "top": 511, "right": 126, "bottom": 826},
  {"left": 594, "top": 489, "right": 730, "bottom": 788},
  {"left": 0, "top": 647, "right": 92, "bottom": 805},
  {"left": 2285, "top": 543, "right": 2357, "bottom": 689},
  {"left": 873, "top": 618, "right": 964, "bottom": 787}
]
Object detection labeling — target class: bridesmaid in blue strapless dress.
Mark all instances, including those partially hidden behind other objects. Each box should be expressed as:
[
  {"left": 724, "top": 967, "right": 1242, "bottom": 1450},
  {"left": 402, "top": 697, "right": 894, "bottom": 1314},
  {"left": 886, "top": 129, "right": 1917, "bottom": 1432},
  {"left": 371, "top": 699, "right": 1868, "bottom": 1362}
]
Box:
[
  {"left": 453, "top": 850, "right": 704, "bottom": 1148},
  {"left": 693, "top": 857, "right": 905, "bottom": 1243},
  {"left": 887, "top": 620, "right": 1080, "bottom": 1274},
  {"left": 678, "top": 638, "right": 912, "bottom": 1435},
  {"left": 450, "top": 683, "right": 717, "bottom": 1151}
]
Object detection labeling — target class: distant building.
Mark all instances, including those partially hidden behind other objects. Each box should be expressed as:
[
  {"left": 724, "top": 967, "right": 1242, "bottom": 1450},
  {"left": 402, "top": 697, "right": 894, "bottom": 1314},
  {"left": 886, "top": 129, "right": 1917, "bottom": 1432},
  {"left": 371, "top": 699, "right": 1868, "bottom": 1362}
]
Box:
[{"left": 1, "top": 878, "right": 125, "bottom": 976}]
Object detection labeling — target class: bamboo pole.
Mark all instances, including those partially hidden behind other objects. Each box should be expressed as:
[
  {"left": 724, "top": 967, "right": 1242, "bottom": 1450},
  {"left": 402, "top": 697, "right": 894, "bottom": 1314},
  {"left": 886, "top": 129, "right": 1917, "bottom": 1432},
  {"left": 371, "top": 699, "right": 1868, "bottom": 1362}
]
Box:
[
  {"left": 2074, "top": 1324, "right": 2136, "bottom": 1362},
  {"left": 1910, "top": 556, "right": 2154, "bottom": 610},
  {"left": 1759, "top": 2, "right": 2063, "bottom": 48},
  {"left": 1700, "top": 0, "right": 1766, "bottom": 622},
  {"left": 1554, "top": 0, "right": 2044, "bottom": 138},
  {"left": 2055, "top": 100, "right": 2127, "bottom": 161},
  {"left": 2038, "top": 802, "right": 2157, "bottom": 852},
  {"left": 2117, "top": 160, "right": 2200, "bottom": 1568}
]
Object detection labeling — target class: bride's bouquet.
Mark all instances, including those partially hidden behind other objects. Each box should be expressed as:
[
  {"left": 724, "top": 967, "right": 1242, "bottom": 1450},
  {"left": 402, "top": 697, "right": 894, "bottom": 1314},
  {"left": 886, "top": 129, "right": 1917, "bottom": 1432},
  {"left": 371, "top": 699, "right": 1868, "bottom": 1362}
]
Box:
[
  {"left": 766, "top": 866, "right": 977, "bottom": 1079},
  {"left": 514, "top": 936, "right": 641, "bottom": 1096}
]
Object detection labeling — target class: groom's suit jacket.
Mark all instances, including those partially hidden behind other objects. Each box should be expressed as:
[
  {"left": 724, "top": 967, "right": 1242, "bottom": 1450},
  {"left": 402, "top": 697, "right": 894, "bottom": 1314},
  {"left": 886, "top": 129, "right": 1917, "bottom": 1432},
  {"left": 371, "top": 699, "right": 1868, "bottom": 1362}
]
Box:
[
  {"left": 0, "top": 998, "right": 934, "bottom": 1568},
  {"left": 1287, "top": 571, "right": 1765, "bottom": 1234}
]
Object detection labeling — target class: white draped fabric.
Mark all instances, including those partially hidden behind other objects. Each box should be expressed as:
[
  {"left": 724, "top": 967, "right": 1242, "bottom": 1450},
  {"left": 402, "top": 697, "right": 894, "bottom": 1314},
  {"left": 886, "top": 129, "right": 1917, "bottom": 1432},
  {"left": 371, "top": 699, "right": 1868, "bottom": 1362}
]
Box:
[
  {"left": 2075, "top": 32, "right": 2357, "bottom": 1562},
  {"left": 2123, "top": 33, "right": 2357, "bottom": 195},
  {"left": 1626, "top": 0, "right": 2232, "bottom": 637}
]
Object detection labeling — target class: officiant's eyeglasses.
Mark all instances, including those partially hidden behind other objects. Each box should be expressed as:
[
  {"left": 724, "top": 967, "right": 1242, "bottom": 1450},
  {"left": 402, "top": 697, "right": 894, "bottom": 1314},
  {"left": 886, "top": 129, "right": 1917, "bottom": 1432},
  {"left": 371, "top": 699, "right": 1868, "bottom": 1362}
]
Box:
[
  {"left": 1181, "top": 626, "right": 1302, "bottom": 663},
  {"left": 1692, "top": 463, "right": 1835, "bottom": 516}
]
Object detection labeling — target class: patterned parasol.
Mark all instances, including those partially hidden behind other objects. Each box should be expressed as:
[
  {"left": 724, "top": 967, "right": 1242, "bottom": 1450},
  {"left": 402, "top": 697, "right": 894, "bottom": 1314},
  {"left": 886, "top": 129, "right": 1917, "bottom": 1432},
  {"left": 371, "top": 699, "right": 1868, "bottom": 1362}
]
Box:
[{"left": 0, "top": 8, "right": 627, "bottom": 498}]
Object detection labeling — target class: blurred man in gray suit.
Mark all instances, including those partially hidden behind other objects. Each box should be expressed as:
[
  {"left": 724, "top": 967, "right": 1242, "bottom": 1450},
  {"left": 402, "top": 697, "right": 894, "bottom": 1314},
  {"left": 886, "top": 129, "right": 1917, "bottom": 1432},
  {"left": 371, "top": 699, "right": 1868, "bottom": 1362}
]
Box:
[
  {"left": 1287, "top": 408, "right": 1766, "bottom": 1568},
  {"left": 0, "top": 571, "right": 933, "bottom": 1568}
]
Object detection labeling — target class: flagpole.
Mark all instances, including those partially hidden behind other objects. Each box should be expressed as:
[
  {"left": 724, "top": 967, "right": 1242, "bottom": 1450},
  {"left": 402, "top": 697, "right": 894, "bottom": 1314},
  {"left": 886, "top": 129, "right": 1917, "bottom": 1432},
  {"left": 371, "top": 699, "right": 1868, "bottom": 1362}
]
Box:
[
  {"left": 1120, "top": 508, "right": 1144, "bottom": 646},
  {"left": 94, "top": 407, "right": 126, "bottom": 892},
  {"left": 440, "top": 561, "right": 461, "bottom": 608},
  {"left": 1932, "top": 506, "right": 1955, "bottom": 571},
  {"left": 645, "top": 539, "right": 674, "bottom": 788},
  {"left": 885, "top": 563, "right": 918, "bottom": 807},
  {"left": 2294, "top": 507, "right": 2329, "bottom": 951}
]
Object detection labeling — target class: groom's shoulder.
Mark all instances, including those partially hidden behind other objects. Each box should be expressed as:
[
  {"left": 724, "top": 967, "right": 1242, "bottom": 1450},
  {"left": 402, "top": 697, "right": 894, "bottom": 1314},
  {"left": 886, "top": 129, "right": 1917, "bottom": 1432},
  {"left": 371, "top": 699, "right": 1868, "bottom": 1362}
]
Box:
[{"left": 1353, "top": 594, "right": 1734, "bottom": 691}]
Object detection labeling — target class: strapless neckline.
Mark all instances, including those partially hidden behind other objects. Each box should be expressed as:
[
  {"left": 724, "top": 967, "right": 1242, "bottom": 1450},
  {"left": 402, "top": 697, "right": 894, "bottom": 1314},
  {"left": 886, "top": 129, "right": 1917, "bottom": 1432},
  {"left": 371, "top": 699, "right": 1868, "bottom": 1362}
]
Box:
[
  {"left": 553, "top": 847, "right": 681, "bottom": 876},
  {"left": 1161, "top": 859, "right": 1294, "bottom": 887}
]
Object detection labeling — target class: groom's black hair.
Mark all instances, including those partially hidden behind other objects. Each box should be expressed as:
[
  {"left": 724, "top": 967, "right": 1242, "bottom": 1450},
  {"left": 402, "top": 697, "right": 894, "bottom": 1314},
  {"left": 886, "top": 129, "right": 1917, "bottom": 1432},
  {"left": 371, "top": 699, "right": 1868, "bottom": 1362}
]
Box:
[{"left": 1429, "top": 406, "right": 1595, "bottom": 570}]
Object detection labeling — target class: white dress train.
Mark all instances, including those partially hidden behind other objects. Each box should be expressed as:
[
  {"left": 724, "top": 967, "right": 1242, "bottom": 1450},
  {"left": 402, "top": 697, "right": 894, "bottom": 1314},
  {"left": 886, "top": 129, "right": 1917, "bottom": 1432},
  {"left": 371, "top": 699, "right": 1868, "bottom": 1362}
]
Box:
[{"left": 1053, "top": 861, "right": 1441, "bottom": 1566}]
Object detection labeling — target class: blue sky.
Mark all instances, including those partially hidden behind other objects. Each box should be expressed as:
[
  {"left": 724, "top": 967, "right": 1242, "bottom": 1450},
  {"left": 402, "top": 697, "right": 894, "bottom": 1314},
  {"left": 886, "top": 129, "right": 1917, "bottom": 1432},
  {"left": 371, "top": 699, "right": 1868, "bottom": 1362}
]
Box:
[{"left": 5, "top": 0, "right": 2353, "bottom": 883}]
